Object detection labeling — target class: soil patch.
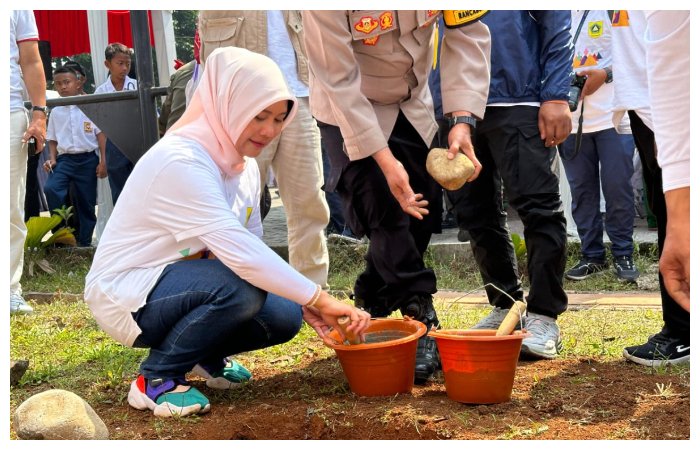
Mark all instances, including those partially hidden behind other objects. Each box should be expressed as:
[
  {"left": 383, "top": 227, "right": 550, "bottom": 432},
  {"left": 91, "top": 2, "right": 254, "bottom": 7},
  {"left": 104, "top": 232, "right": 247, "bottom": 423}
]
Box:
[{"left": 91, "top": 353, "right": 689, "bottom": 440}]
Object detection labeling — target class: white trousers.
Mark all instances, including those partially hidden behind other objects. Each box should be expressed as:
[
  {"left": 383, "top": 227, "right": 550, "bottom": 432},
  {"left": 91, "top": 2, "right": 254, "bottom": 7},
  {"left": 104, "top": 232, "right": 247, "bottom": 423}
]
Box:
[
  {"left": 10, "top": 110, "right": 29, "bottom": 296},
  {"left": 255, "top": 97, "right": 330, "bottom": 287}
]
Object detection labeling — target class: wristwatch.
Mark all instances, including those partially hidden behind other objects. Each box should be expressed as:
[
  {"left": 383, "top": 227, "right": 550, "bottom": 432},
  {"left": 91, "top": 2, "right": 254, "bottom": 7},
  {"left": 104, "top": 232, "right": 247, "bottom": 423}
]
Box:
[
  {"left": 32, "top": 105, "right": 48, "bottom": 115},
  {"left": 448, "top": 115, "right": 477, "bottom": 130},
  {"left": 603, "top": 66, "right": 613, "bottom": 84}
]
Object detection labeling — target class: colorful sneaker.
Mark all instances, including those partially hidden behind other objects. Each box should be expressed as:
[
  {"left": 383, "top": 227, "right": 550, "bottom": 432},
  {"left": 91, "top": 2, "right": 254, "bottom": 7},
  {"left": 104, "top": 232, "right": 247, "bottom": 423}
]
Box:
[
  {"left": 471, "top": 306, "right": 521, "bottom": 330},
  {"left": 128, "top": 375, "right": 210, "bottom": 417},
  {"left": 10, "top": 293, "right": 33, "bottom": 315},
  {"left": 191, "top": 358, "right": 252, "bottom": 389},
  {"left": 520, "top": 314, "right": 562, "bottom": 359},
  {"left": 565, "top": 259, "right": 608, "bottom": 281},
  {"left": 614, "top": 255, "right": 640, "bottom": 282},
  {"left": 623, "top": 330, "right": 690, "bottom": 367}
]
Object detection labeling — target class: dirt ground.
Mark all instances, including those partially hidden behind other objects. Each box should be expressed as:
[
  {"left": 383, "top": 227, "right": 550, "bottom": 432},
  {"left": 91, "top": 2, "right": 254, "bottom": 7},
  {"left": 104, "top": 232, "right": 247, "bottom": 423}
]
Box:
[{"left": 90, "top": 350, "right": 689, "bottom": 440}]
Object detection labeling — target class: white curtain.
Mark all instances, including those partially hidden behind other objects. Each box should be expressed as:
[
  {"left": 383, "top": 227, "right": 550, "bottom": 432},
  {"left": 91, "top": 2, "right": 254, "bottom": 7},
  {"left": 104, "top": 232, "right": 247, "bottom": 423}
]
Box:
[
  {"left": 152, "top": 10, "right": 177, "bottom": 87},
  {"left": 87, "top": 10, "right": 113, "bottom": 245}
]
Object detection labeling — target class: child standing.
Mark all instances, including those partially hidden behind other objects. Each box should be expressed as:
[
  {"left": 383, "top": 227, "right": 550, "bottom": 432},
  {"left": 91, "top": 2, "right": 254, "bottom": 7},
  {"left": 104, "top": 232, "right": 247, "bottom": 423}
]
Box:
[
  {"left": 43, "top": 64, "right": 107, "bottom": 247},
  {"left": 94, "top": 42, "right": 137, "bottom": 205}
]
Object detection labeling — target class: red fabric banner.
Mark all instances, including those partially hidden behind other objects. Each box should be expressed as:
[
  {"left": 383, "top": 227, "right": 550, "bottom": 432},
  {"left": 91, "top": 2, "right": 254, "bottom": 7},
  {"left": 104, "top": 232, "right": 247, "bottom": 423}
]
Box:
[{"left": 33, "top": 10, "right": 154, "bottom": 58}]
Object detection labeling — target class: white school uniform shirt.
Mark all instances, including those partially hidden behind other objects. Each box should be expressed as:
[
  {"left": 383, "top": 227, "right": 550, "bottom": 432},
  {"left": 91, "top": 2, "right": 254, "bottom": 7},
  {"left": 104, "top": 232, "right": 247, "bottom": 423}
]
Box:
[
  {"left": 10, "top": 10, "right": 39, "bottom": 112},
  {"left": 46, "top": 105, "right": 101, "bottom": 154},
  {"left": 84, "top": 135, "right": 317, "bottom": 346},
  {"left": 570, "top": 10, "right": 615, "bottom": 134},
  {"left": 94, "top": 75, "right": 138, "bottom": 94}
]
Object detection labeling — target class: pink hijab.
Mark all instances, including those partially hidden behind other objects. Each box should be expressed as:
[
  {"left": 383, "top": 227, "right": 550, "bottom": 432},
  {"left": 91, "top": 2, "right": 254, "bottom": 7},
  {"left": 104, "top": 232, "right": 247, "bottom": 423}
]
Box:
[{"left": 168, "top": 47, "right": 298, "bottom": 176}]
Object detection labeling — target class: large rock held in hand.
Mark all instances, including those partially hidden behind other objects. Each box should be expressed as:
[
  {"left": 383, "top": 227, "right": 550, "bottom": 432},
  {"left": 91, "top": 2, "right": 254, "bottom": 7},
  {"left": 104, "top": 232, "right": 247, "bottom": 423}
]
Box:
[
  {"left": 426, "top": 148, "right": 475, "bottom": 191},
  {"left": 14, "top": 389, "right": 109, "bottom": 440}
]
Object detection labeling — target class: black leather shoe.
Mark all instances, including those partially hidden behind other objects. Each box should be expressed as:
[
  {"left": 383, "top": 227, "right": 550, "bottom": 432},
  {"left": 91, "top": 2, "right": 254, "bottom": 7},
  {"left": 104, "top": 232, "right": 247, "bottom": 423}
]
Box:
[{"left": 401, "top": 294, "right": 441, "bottom": 384}]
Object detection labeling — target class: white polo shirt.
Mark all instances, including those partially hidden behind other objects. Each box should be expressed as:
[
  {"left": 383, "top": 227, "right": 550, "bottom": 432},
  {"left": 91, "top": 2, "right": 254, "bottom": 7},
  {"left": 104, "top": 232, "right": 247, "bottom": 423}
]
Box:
[{"left": 46, "top": 105, "right": 101, "bottom": 155}]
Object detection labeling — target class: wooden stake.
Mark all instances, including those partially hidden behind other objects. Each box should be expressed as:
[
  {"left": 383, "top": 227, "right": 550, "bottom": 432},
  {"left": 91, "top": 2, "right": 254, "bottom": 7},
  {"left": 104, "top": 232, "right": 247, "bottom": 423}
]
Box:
[
  {"left": 495, "top": 301, "right": 527, "bottom": 336},
  {"left": 337, "top": 316, "right": 361, "bottom": 345}
]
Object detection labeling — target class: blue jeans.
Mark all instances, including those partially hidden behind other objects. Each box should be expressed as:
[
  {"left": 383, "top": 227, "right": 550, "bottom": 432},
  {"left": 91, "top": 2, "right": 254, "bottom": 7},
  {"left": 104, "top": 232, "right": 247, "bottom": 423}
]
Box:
[
  {"left": 43, "top": 152, "right": 98, "bottom": 246},
  {"left": 132, "top": 259, "right": 303, "bottom": 380},
  {"left": 105, "top": 139, "right": 133, "bottom": 205},
  {"left": 561, "top": 128, "right": 635, "bottom": 261}
]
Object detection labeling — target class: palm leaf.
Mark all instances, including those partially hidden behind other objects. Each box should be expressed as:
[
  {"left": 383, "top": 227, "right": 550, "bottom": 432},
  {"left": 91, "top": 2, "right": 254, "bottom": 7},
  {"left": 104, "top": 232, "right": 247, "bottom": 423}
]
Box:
[
  {"left": 44, "top": 227, "right": 76, "bottom": 247},
  {"left": 24, "top": 216, "right": 63, "bottom": 249}
]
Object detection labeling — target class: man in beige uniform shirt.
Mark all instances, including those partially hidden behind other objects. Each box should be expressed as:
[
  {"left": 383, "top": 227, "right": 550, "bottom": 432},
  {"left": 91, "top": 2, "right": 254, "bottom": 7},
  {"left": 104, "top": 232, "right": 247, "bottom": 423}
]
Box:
[
  {"left": 199, "top": 10, "right": 330, "bottom": 288},
  {"left": 303, "top": 10, "right": 491, "bottom": 383}
]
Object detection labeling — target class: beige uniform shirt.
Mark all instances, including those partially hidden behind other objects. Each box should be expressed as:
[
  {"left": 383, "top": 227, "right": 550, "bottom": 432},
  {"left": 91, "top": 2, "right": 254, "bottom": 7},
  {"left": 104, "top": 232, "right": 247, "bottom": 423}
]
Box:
[
  {"left": 303, "top": 10, "right": 491, "bottom": 161},
  {"left": 198, "top": 10, "right": 308, "bottom": 85}
]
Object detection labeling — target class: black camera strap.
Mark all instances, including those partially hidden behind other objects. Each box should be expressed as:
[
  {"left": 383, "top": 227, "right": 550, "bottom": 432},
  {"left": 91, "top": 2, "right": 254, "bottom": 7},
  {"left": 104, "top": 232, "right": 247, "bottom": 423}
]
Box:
[{"left": 562, "top": 10, "right": 589, "bottom": 161}]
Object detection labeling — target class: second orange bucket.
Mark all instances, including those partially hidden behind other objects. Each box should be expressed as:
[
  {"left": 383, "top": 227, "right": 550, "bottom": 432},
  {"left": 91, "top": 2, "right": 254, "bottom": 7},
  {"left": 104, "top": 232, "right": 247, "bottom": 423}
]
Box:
[{"left": 429, "top": 329, "right": 527, "bottom": 404}]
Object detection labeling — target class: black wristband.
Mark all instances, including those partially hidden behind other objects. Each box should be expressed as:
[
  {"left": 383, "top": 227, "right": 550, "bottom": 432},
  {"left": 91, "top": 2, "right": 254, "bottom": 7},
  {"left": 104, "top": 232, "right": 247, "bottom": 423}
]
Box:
[{"left": 447, "top": 115, "right": 477, "bottom": 130}]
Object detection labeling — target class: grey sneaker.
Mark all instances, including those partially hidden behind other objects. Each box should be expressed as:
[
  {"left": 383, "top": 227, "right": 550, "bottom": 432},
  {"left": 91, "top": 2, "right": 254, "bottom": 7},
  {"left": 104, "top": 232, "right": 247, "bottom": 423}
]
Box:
[
  {"left": 520, "top": 314, "right": 562, "bottom": 359},
  {"left": 10, "top": 293, "right": 33, "bottom": 315},
  {"left": 471, "top": 306, "right": 521, "bottom": 330}
]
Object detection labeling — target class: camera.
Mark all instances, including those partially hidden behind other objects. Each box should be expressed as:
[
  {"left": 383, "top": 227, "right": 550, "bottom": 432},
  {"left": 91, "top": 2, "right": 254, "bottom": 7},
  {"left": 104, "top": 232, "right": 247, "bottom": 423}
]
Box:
[{"left": 568, "top": 74, "right": 587, "bottom": 112}]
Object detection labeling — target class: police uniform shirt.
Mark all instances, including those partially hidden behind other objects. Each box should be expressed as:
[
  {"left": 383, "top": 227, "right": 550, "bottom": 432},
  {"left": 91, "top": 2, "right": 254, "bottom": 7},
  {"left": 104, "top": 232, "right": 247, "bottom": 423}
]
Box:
[
  {"left": 46, "top": 105, "right": 101, "bottom": 155},
  {"left": 302, "top": 10, "right": 491, "bottom": 161}
]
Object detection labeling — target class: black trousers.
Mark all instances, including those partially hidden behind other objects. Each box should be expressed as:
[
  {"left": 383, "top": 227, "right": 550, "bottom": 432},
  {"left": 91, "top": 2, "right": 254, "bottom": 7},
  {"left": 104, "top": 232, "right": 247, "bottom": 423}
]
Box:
[
  {"left": 447, "top": 106, "right": 568, "bottom": 318},
  {"left": 319, "top": 112, "right": 442, "bottom": 310},
  {"left": 628, "top": 111, "right": 689, "bottom": 341}
]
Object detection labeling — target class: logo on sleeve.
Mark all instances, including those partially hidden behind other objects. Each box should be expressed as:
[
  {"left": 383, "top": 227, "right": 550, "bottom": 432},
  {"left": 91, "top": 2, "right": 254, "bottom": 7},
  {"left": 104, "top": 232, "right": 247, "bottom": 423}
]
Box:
[
  {"left": 611, "top": 10, "right": 629, "bottom": 27},
  {"left": 244, "top": 207, "right": 253, "bottom": 227},
  {"left": 83, "top": 122, "right": 93, "bottom": 133},
  {"left": 588, "top": 21, "right": 603, "bottom": 38}
]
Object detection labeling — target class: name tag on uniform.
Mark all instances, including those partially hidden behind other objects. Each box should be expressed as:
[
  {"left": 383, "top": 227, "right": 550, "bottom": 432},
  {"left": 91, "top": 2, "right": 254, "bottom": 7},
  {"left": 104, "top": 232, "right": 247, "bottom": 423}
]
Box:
[{"left": 443, "top": 10, "right": 489, "bottom": 28}]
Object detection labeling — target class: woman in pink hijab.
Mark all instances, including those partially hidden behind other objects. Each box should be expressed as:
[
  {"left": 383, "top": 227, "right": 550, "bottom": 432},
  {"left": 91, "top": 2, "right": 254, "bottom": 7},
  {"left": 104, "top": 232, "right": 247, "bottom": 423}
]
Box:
[{"left": 85, "top": 48, "right": 370, "bottom": 418}]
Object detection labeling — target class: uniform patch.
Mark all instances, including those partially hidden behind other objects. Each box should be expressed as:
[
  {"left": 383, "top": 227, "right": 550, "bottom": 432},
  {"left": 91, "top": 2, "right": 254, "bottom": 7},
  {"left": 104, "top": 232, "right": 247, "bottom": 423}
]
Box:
[
  {"left": 443, "top": 10, "right": 488, "bottom": 28},
  {"left": 83, "top": 122, "right": 93, "bottom": 133},
  {"left": 354, "top": 16, "right": 379, "bottom": 34},
  {"left": 363, "top": 36, "right": 380, "bottom": 46},
  {"left": 379, "top": 11, "right": 393, "bottom": 30},
  {"left": 588, "top": 20, "right": 603, "bottom": 38},
  {"left": 179, "top": 248, "right": 190, "bottom": 257},
  {"left": 611, "top": 10, "right": 629, "bottom": 27},
  {"left": 426, "top": 10, "right": 439, "bottom": 20}
]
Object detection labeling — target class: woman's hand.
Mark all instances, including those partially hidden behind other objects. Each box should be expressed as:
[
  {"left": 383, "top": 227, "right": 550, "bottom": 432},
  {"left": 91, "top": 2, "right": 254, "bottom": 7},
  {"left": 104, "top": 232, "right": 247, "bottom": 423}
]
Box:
[{"left": 302, "top": 291, "right": 371, "bottom": 345}]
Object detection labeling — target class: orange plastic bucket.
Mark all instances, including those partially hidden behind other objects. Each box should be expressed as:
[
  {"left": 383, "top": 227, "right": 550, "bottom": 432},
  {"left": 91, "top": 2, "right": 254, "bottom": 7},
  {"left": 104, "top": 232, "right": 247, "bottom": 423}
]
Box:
[
  {"left": 325, "top": 318, "right": 427, "bottom": 397},
  {"left": 428, "top": 329, "right": 527, "bottom": 404}
]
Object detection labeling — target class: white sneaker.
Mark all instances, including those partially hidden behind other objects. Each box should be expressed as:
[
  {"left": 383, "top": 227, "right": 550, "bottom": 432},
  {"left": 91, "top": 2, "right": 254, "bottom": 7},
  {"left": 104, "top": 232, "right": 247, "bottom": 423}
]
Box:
[
  {"left": 521, "top": 314, "right": 562, "bottom": 359},
  {"left": 10, "top": 293, "right": 33, "bottom": 315},
  {"left": 471, "top": 306, "right": 521, "bottom": 330}
]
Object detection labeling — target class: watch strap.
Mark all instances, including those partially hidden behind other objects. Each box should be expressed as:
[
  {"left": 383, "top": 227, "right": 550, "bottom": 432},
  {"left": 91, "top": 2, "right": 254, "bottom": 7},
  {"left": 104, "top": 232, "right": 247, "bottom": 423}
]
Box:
[{"left": 448, "top": 115, "right": 477, "bottom": 129}]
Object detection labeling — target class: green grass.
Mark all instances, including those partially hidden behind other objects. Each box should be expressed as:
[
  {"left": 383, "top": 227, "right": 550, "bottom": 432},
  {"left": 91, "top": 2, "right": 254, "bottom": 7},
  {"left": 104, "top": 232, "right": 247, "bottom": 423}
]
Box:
[{"left": 22, "top": 241, "right": 659, "bottom": 296}]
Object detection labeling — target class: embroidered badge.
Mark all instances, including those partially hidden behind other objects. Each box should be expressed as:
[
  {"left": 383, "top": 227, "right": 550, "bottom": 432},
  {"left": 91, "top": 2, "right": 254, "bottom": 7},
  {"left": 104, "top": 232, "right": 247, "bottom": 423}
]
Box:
[
  {"left": 379, "top": 11, "right": 393, "bottom": 30},
  {"left": 611, "top": 10, "right": 629, "bottom": 27},
  {"left": 363, "top": 36, "right": 380, "bottom": 46},
  {"left": 443, "top": 10, "right": 488, "bottom": 28},
  {"left": 179, "top": 248, "right": 190, "bottom": 257},
  {"left": 354, "top": 16, "right": 379, "bottom": 34},
  {"left": 588, "top": 21, "right": 603, "bottom": 38},
  {"left": 83, "top": 122, "right": 93, "bottom": 133},
  {"left": 426, "top": 10, "right": 439, "bottom": 20}
]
